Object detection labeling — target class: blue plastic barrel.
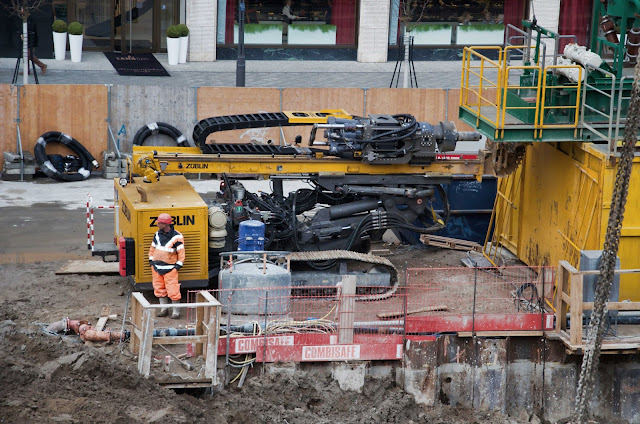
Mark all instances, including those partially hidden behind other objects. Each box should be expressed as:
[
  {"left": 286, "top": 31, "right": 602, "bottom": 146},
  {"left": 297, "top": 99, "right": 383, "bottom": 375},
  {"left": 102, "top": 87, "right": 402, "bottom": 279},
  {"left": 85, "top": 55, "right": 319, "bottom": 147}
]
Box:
[{"left": 238, "top": 220, "right": 265, "bottom": 251}]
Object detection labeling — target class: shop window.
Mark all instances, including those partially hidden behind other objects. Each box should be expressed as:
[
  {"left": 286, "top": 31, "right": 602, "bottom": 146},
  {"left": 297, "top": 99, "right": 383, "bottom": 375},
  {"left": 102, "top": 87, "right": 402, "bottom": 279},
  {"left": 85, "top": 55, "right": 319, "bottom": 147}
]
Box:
[
  {"left": 217, "top": 0, "right": 356, "bottom": 46},
  {"left": 76, "top": 0, "right": 117, "bottom": 48},
  {"left": 389, "top": 0, "right": 519, "bottom": 47}
]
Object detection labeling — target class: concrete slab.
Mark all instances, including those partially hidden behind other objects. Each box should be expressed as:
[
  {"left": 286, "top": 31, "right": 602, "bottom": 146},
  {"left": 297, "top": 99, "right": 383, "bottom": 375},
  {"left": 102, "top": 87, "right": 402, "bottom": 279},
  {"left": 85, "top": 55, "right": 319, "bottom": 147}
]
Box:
[
  {"left": 55, "top": 260, "right": 120, "bottom": 274},
  {"left": 331, "top": 362, "right": 366, "bottom": 392}
]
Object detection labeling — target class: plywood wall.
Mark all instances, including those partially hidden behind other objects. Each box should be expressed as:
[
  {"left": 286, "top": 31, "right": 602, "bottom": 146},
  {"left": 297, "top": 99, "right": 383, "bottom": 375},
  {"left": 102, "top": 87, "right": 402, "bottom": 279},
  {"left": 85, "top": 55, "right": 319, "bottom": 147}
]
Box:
[
  {"left": 366, "top": 89, "right": 448, "bottom": 122},
  {"left": 197, "top": 87, "right": 282, "bottom": 145},
  {"left": 0, "top": 84, "right": 473, "bottom": 172},
  {"left": 447, "top": 88, "right": 475, "bottom": 132},
  {"left": 19, "top": 85, "right": 108, "bottom": 168},
  {"left": 0, "top": 85, "right": 18, "bottom": 170}
]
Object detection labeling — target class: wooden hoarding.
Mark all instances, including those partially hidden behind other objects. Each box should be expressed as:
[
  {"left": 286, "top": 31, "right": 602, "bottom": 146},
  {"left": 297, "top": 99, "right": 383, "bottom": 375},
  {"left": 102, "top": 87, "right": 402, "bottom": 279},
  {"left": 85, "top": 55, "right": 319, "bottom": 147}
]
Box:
[
  {"left": 19, "top": 85, "right": 108, "bottom": 168},
  {"left": 0, "top": 85, "right": 18, "bottom": 170},
  {"left": 196, "top": 87, "right": 281, "bottom": 145}
]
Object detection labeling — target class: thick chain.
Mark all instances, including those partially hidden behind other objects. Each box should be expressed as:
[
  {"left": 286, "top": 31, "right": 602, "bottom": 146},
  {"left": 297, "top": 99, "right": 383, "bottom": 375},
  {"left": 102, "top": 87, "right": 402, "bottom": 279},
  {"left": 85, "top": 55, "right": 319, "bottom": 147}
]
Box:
[{"left": 574, "top": 60, "right": 640, "bottom": 423}]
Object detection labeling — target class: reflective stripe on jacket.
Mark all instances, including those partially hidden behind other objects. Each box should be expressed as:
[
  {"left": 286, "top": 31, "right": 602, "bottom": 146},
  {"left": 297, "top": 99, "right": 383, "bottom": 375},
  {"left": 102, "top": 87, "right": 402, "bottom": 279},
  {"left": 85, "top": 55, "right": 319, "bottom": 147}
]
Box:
[{"left": 148, "top": 225, "right": 185, "bottom": 275}]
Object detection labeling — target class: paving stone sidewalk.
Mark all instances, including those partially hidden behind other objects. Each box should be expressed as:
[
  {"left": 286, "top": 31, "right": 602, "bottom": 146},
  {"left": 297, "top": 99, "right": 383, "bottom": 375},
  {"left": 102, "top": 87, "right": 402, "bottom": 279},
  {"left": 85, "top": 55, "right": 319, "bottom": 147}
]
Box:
[{"left": 0, "top": 52, "right": 465, "bottom": 89}]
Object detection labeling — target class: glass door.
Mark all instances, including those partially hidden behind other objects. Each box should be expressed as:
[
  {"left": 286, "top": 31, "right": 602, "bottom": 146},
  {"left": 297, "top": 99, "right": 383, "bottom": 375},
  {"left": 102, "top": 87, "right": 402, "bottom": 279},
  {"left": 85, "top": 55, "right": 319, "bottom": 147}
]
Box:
[
  {"left": 158, "top": 0, "right": 178, "bottom": 51},
  {"left": 116, "top": 0, "right": 154, "bottom": 53},
  {"left": 115, "top": 0, "right": 178, "bottom": 53}
]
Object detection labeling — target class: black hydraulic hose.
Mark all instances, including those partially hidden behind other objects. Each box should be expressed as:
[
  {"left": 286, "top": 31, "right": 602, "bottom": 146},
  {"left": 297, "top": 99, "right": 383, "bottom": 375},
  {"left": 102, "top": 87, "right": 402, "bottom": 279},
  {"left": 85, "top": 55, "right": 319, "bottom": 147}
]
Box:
[
  {"left": 436, "top": 184, "right": 450, "bottom": 224},
  {"left": 292, "top": 190, "right": 302, "bottom": 252},
  {"left": 34, "top": 131, "right": 99, "bottom": 182},
  {"left": 132, "top": 122, "right": 190, "bottom": 147},
  {"left": 369, "top": 114, "right": 418, "bottom": 141}
]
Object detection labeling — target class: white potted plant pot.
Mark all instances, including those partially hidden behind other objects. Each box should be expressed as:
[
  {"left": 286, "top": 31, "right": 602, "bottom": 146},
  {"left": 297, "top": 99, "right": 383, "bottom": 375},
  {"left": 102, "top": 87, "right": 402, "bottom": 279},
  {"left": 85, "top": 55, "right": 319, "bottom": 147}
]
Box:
[
  {"left": 69, "top": 34, "right": 83, "bottom": 62},
  {"left": 53, "top": 32, "right": 67, "bottom": 60},
  {"left": 179, "top": 35, "right": 188, "bottom": 64},
  {"left": 167, "top": 37, "right": 180, "bottom": 65},
  {"left": 166, "top": 25, "right": 181, "bottom": 66},
  {"left": 68, "top": 22, "right": 84, "bottom": 63},
  {"left": 52, "top": 20, "right": 67, "bottom": 60}
]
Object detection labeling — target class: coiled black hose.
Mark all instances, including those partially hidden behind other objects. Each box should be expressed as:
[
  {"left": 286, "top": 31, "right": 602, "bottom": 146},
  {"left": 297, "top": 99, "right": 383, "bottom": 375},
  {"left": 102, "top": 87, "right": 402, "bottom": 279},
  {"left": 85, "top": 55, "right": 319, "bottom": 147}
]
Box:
[
  {"left": 132, "top": 122, "right": 190, "bottom": 147},
  {"left": 34, "top": 131, "right": 99, "bottom": 182}
]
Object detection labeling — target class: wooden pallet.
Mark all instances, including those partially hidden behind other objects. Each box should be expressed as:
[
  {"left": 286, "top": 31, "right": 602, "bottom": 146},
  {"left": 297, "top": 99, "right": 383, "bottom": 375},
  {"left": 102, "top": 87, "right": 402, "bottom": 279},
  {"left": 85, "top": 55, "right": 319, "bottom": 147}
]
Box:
[
  {"left": 551, "top": 330, "right": 640, "bottom": 353},
  {"left": 419, "top": 234, "right": 482, "bottom": 252}
]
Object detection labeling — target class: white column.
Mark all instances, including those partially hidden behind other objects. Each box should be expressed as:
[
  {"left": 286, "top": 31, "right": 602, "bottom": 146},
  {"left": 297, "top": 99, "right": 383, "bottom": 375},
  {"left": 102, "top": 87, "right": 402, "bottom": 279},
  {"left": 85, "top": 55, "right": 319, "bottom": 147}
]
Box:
[
  {"left": 530, "top": 0, "right": 561, "bottom": 58},
  {"left": 357, "top": 0, "right": 391, "bottom": 63},
  {"left": 187, "top": 0, "right": 217, "bottom": 62}
]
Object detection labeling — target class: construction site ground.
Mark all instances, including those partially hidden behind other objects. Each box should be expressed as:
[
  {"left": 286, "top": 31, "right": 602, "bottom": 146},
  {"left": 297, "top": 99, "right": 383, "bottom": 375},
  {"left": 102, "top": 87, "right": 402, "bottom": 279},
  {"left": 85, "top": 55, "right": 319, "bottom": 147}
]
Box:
[{"left": 0, "top": 178, "right": 537, "bottom": 423}]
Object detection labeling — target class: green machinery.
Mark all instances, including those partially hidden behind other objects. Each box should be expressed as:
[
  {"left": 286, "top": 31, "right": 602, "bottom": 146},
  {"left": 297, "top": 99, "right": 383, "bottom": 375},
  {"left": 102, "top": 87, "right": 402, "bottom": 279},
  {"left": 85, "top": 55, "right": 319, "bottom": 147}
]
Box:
[{"left": 458, "top": 0, "right": 640, "bottom": 175}]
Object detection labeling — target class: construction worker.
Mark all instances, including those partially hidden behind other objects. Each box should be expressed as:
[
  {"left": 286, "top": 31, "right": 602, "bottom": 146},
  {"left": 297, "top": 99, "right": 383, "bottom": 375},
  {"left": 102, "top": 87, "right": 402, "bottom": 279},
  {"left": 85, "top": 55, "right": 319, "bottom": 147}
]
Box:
[{"left": 148, "top": 213, "right": 185, "bottom": 319}]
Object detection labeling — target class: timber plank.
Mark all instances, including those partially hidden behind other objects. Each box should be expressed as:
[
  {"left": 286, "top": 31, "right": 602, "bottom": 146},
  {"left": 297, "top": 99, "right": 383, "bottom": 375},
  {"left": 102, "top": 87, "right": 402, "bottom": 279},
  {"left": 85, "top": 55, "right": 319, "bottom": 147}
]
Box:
[{"left": 56, "top": 260, "right": 120, "bottom": 274}]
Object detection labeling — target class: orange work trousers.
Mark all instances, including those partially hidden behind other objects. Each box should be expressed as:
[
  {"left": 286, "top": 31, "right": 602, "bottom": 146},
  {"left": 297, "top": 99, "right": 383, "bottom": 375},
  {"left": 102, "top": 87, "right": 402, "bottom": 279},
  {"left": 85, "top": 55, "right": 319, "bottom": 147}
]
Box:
[{"left": 152, "top": 268, "right": 181, "bottom": 301}]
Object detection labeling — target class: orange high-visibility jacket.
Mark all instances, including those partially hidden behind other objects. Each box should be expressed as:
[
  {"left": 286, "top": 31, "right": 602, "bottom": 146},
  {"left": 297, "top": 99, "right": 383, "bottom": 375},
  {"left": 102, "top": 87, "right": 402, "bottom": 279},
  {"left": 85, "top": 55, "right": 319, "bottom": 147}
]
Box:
[{"left": 148, "top": 226, "right": 185, "bottom": 275}]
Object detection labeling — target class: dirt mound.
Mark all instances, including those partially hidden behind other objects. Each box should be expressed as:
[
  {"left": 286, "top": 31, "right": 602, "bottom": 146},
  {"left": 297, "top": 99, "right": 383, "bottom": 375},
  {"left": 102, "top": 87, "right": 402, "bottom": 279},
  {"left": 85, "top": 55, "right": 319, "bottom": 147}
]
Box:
[
  {"left": 0, "top": 261, "right": 531, "bottom": 424},
  {"left": 211, "top": 370, "right": 522, "bottom": 424},
  {"left": 0, "top": 320, "right": 208, "bottom": 423},
  {"left": 0, "top": 317, "right": 527, "bottom": 424}
]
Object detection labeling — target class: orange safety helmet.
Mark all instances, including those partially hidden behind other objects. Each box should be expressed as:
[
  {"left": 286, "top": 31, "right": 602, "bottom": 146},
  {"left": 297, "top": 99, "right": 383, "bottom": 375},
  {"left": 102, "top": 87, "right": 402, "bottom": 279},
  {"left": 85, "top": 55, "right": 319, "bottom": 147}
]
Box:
[{"left": 157, "top": 213, "right": 173, "bottom": 225}]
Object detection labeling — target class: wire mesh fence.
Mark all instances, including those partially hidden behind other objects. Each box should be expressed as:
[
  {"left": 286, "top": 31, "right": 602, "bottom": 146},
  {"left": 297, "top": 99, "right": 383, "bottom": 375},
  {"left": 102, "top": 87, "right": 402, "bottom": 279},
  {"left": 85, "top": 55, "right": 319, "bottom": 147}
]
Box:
[
  {"left": 404, "top": 266, "right": 555, "bottom": 333},
  {"left": 185, "top": 265, "right": 555, "bottom": 361}
]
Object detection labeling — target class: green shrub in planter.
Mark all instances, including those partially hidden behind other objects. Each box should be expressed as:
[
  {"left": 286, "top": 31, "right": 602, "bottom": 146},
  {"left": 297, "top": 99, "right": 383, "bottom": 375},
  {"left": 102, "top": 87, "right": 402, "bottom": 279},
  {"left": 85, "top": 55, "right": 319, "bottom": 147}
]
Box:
[
  {"left": 52, "top": 19, "right": 67, "bottom": 33},
  {"left": 167, "top": 25, "right": 181, "bottom": 38},
  {"left": 68, "top": 22, "right": 83, "bottom": 35},
  {"left": 177, "top": 24, "right": 189, "bottom": 37}
]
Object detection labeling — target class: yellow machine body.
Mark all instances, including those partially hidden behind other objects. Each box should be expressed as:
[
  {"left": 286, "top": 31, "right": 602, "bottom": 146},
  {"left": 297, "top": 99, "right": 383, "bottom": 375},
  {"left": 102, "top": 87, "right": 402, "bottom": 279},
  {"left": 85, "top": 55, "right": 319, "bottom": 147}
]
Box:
[
  {"left": 114, "top": 175, "right": 209, "bottom": 289},
  {"left": 487, "top": 142, "right": 640, "bottom": 301}
]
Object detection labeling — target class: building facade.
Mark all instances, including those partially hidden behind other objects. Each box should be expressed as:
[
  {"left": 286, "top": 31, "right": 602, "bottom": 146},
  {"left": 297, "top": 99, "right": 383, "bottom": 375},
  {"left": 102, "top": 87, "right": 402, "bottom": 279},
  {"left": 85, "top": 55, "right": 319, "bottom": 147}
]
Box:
[{"left": 0, "top": 0, "right": 593, "bottom": 62}]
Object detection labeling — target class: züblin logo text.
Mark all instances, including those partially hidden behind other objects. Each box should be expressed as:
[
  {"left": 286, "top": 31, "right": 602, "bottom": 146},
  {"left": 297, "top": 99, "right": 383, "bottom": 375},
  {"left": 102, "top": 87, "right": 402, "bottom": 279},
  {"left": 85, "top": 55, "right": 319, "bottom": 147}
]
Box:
[{"left": 150, "top": 215, "right": 195, "bottom": 226}]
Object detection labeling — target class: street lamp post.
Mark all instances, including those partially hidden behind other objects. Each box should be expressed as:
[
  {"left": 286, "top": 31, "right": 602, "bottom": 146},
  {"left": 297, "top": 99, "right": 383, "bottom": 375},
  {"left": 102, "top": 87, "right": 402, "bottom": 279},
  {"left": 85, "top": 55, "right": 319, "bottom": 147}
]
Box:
[{"left": 236, "top": 0, "right": 246, "bottom": 87}]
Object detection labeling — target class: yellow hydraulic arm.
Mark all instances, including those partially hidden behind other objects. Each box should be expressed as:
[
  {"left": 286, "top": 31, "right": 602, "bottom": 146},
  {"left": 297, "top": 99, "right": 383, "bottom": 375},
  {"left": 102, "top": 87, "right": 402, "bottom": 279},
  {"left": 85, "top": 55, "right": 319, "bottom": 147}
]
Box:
[{"left": 131, "top": 146, "right": 486, "bottom": 182}]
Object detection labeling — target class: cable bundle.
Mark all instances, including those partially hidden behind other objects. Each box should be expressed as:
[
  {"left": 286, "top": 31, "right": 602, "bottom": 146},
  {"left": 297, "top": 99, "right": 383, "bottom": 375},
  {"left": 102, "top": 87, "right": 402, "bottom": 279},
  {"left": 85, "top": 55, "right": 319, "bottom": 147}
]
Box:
[
  {"left": 132, "top": 122, "right": 191, "bottom": 147},
  {"left": 34, "top": 131, "right": 99, "bottom": 181}
]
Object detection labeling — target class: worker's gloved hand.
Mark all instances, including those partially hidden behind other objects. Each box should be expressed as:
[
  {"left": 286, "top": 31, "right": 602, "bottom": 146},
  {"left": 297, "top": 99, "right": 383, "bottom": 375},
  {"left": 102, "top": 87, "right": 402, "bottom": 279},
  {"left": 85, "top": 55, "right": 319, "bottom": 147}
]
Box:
[{"left": 175, "top": 264, "right": 182, "bottom": 271}]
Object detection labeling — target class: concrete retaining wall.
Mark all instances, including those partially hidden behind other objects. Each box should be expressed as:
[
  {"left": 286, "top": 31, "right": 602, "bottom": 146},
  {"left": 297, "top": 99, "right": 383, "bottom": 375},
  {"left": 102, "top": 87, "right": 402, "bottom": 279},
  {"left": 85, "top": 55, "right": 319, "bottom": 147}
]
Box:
[
  {"left": 110, "top": 85, "right": 196, "bottom": 153},
  {"left": 271, "top": 335, "right": 640, "bottom": 423}
]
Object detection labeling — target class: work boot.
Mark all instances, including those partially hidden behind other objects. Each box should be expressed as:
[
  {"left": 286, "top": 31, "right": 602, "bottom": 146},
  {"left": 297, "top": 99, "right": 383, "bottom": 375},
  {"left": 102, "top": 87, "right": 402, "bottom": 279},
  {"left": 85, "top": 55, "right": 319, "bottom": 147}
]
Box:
[
  {"left": 171, "top": 299, "right": 181, "bottom": 319},
  {"left": 157, "top": 297, "right": 170, "bottom": 317}
]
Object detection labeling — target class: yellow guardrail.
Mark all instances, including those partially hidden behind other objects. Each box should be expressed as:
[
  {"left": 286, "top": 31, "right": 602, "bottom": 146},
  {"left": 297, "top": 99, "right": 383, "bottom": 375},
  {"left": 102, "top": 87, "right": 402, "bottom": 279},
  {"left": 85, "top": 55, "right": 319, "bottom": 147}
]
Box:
[
  {"left": 539, "top": 65, "right": 583, "bottom": 138},
  {"left": 461, "top": 47, "right": 583, "bottom": 137},
  {"left": 460, "top": 46, "right": 503, "bottom": 136},
  {"left": 500, "top": 65, "right": 542, "bottom": 138}
]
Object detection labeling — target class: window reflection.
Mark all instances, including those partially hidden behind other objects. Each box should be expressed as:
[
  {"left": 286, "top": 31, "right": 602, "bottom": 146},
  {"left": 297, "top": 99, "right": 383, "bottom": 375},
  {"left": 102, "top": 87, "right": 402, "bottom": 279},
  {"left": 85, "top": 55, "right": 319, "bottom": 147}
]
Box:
[
  {"left": 218, "top": 0, "right": 356, "bottom": 46},
  {"left": 76, "top": 0, "right": 113, "bottom": 48},
  {"left": 389, "top": 0, "right": 507, "bottom": 47}
]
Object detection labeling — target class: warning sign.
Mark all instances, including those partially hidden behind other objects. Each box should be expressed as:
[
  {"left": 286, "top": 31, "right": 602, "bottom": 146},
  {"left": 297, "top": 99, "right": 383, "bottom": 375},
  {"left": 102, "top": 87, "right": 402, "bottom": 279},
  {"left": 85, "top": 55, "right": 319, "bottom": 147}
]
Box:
[
  {"left": 301, "top": 345, "right": 361, "bottom": 361},
  {"left": 235, "top": 336, "right": 294, "bottom": 353}
]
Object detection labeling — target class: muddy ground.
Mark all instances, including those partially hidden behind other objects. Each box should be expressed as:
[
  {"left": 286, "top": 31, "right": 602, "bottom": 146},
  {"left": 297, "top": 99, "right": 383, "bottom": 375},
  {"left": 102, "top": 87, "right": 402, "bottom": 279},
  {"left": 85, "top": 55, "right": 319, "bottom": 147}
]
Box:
[{"left": 0, "top": 199, "right": 537, "bottom": 424}]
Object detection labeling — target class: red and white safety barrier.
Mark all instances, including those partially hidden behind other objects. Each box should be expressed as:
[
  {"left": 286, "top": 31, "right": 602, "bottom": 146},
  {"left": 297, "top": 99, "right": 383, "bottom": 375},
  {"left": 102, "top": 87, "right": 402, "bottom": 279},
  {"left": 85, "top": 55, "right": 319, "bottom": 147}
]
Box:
[{"left": 86, "top": 193, "right": 115, "bottom": 251}]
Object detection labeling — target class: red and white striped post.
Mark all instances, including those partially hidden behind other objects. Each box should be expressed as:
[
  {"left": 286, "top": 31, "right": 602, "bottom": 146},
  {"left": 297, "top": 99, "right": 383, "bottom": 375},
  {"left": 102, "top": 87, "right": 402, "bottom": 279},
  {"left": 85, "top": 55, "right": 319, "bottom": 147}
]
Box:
[
  {"left": 86, "top": 193, "right": 115, "bottom": 251},
  {"left": 86, "top": 193, "right": 92, "bottom": 250}
]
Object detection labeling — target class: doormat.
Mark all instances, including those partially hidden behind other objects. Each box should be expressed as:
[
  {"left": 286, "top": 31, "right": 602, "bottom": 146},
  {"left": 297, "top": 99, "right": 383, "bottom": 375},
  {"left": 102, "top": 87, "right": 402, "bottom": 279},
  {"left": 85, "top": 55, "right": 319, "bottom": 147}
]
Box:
[{"left": 104, "top": 52, "right": 170, "bottom": 77}]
